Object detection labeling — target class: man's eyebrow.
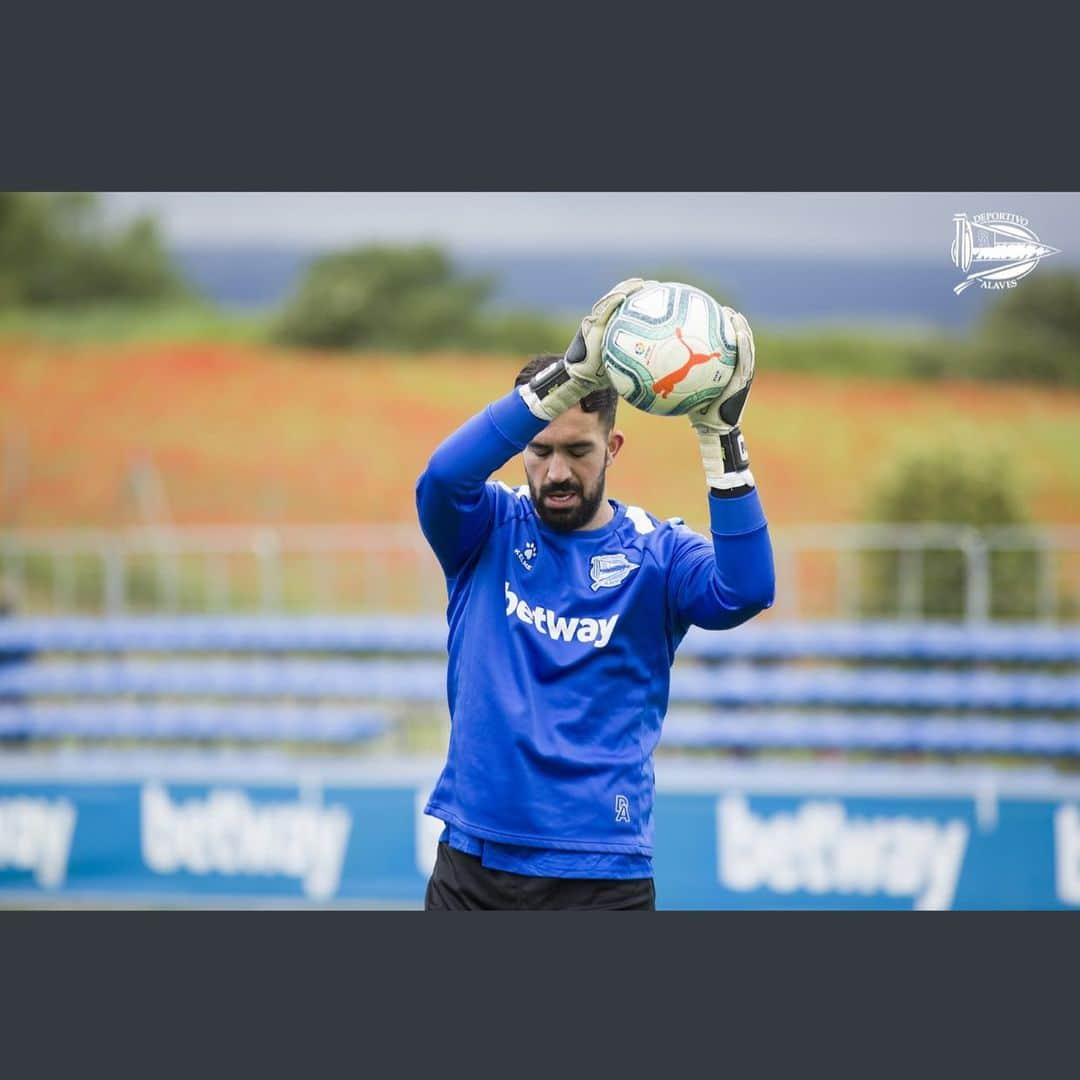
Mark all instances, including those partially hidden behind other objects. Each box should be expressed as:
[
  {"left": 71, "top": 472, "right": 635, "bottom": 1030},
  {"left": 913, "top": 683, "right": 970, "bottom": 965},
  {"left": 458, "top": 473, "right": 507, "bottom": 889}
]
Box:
[
  {"left": 527, "top": 438, "right": 596, "bottom": 447},
  {"left": 527, "top": 440, "right": 596, "bottom": 451}
]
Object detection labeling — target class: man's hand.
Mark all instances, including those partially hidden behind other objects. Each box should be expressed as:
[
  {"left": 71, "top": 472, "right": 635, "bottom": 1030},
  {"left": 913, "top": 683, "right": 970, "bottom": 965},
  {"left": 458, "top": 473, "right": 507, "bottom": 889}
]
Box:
[
  {"left": 519, "top": 278, "right": 654, "bottom": 422},
  {"left": 687, "top": 307, "right": 756, "bottom": 491}
]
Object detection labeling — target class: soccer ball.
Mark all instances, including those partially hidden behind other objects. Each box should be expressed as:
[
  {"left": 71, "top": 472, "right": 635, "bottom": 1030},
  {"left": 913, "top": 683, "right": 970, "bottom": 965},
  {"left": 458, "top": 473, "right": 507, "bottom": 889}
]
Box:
[{"left": 601, "top": 282, "right": 737, "bottom": 416}]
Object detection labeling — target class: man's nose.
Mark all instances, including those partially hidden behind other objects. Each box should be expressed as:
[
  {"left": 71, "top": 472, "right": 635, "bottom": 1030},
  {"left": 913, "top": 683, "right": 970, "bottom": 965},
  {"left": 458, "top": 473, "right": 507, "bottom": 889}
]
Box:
[{"left": 546, "top": 453, "right": 573, "bottom": 484}]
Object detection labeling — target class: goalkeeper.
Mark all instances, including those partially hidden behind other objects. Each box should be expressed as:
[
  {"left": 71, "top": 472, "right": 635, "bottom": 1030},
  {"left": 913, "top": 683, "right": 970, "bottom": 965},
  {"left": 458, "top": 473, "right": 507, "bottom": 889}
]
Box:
[{"left": 416, "top": 279, "right": 774, "bottom": 910}]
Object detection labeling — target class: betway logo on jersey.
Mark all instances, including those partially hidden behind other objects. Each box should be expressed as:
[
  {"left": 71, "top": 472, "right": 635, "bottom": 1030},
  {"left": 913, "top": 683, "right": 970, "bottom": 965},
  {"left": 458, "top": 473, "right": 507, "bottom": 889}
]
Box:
[
  {"left": 504, "top": 582, "right": 618, "bottom": 648},
  {"left": 717, "top": 795, "right": 969, "bottom": 910}
]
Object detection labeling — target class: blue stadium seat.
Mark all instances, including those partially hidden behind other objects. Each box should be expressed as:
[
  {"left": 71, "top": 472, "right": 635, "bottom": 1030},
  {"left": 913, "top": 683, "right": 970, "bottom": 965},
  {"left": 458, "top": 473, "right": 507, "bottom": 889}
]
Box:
[
  {"left": 0, "top": 615, "right": 1076, "bottom": 752},
  {"left": 678, "top": 621, "right": 1080, "bottom": 664},
  {"left": 0, "top": 659, "right": 448, "bottom": 701},
  {"left": 0, "top": 703, "right": 389, "bottom": 742},
  {"left": 670, "top": 664, "right": 1080, "bottom": 711},
  {"left": 2, "top": 616, "right": 1079, "bottom": 663},
  {"left": 1, "top": 658, "right": 1076, "bottom": 711},
  {"left": 0, "top": 616, "right": 448, "bottom": 656},
  {"left": 661, "top": 709, "right": 1080, "bottom": 756}
]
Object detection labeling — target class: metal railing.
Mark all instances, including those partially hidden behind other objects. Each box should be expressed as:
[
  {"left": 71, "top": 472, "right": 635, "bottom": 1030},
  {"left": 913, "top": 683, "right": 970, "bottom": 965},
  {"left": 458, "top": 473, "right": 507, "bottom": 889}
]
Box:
[
  {"left": 0, "top": 525, "right": 440, "bottom": 616},
  {"left": 771, "top": 524, "right": 1080, "bottom": 623},
  {"left": 2, "top": 523, "right": 1079, "bottom": 622}
]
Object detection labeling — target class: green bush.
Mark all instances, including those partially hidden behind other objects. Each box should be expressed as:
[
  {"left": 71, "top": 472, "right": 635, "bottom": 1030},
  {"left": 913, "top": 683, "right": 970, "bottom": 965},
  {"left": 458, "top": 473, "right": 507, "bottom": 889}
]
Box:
[
  {"left": 858, "top": 445, "right": 1042, "bottom": 620},
  {"left": 697, "top": 269, "right": 1080, "bottom": 386},
  {"left": 272, "top": 244, "right": 582, "bottom": 355},
  {"left": 962, "top": 270, "right": 1080, "bottom": 385},
  {"left": 463, "top": 310, "right": 578, "bottom": 355},
  {"left": 960, "top": 328, "right": 1079, "bottom": 385},
  {"left": 983, "top": 269, "right": 1080, "bottom": 347},
  {"left": 757, "top": 328, "right": 944, "bottom": 379},
  {"left": 0, "top": 193, "right": 189, "bottom": 307},
  {"left": 271, "top": 246, "right": 494, "bottom": 351}
]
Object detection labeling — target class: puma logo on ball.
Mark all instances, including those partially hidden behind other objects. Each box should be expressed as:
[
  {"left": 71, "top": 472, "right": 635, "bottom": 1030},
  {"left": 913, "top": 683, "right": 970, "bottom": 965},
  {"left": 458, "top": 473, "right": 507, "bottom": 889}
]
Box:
[{"left": 652, "top": 328, "right": 725, "bottom": 398}]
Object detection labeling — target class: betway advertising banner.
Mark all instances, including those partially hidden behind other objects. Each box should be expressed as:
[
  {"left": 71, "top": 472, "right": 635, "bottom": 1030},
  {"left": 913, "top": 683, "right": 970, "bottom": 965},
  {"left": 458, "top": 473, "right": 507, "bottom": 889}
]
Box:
[{"left": 1, "top": 754, "right": 1079, "bottom": 909}]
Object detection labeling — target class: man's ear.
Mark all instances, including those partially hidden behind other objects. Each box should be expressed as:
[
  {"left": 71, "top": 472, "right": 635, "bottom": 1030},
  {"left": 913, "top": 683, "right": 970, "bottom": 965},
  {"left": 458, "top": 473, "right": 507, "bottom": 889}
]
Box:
[{"left": 606, "top": 429, "right": 625, "bottom": 465}]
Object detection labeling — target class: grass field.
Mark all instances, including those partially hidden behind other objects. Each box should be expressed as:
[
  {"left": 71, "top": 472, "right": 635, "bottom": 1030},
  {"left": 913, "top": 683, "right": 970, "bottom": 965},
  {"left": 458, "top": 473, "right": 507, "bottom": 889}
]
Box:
[
  {"left": 0, "top": 302, "right": 267, "bottom": 345},
  {"left": 2, "top": 340, "right": 1078, "bottom": 535}
]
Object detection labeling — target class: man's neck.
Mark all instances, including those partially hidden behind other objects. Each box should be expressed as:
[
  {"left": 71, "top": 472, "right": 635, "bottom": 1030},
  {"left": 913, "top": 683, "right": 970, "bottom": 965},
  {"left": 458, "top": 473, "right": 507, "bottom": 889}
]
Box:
[{"left": 577, "top": 497, "right": 614, "bottom": 532}]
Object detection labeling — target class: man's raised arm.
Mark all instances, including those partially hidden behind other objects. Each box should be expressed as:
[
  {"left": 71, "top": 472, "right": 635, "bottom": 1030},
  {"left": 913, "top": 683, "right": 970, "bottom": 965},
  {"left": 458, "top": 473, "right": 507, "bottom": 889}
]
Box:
[
  {"left": 415, "top": 392, "right": 543, "bottom": 577},
  {"left": 669, "top": 307, "right": 776, "bottom": 631},
  {"left": 416, "top": 278, "right": 650, "bottom": 577}
]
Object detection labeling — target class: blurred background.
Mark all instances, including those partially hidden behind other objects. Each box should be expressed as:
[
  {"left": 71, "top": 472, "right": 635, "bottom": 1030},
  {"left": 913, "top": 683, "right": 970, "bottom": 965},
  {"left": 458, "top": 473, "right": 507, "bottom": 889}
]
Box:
[{"left": 0, "top": 191, "right": 1078, "bottom": 908}]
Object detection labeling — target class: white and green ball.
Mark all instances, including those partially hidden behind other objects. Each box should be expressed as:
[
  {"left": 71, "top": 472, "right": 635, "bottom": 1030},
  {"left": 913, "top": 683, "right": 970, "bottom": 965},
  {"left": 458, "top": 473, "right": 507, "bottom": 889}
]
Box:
[{"left": 601, "top": 282, "right": 737, "bottom": 416}]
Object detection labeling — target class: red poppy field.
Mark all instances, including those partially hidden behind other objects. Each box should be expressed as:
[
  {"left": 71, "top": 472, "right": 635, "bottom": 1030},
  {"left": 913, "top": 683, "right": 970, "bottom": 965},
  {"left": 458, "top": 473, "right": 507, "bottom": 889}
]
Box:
[{"left": 2, "top": 340, "right": 1078, "bottom": 533}]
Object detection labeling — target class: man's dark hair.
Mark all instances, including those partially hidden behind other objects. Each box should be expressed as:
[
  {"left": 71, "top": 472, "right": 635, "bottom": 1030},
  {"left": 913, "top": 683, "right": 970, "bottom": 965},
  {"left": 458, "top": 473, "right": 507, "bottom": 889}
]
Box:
[{"left": 514, "top": 354, "right": 618, "bottom": 431}]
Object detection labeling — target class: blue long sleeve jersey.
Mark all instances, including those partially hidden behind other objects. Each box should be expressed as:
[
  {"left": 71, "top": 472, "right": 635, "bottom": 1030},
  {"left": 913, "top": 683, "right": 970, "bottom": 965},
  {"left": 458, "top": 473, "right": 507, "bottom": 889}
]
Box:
[{"left": 415, "top": 389, "right": 775, "bottom": 879}]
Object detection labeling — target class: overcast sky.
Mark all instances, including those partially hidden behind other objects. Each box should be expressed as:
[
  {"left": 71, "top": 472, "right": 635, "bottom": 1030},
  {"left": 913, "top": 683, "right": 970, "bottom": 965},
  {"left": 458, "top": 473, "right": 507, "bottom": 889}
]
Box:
[{"left": 100, "top": 192, "right": 1080, "bottom": 262}]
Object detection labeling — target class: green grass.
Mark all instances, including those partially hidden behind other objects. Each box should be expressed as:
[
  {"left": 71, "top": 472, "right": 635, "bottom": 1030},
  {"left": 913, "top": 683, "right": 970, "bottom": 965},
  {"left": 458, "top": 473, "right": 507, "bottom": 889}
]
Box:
[
  {"left": 755, "top": 326, "right": 953, "bottom": 379},
  {"left": 0, "top": 300, "right": 959, "bottom": 379},
  {"left": 0, "top": 301, "right": 269, "bottom": 345}
]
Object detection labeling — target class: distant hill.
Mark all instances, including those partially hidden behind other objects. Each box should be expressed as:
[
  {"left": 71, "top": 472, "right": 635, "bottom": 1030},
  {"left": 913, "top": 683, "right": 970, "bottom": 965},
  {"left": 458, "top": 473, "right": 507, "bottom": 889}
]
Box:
[{"left": 174, "top": 248, "right": 1000, "bottom": 331}]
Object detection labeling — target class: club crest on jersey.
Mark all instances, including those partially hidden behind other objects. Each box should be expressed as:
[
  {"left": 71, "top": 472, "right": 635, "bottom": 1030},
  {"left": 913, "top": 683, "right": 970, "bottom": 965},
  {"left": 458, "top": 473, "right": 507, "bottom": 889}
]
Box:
[
  {"left": 514, "top": 540, "right": 538, "bottom": 571},
  {"left": 589, "top": 553, "right": 639, "bottom": 591}
]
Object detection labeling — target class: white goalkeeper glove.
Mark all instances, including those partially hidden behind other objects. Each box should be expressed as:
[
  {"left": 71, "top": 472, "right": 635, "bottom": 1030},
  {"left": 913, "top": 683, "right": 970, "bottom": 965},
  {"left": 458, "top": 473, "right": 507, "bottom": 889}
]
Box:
[
  {"left": 519, "top": 277, "right": 654, "bottom": 421},
  {"left": 687, "top": 307, "right": 756, "bottom": 491}
]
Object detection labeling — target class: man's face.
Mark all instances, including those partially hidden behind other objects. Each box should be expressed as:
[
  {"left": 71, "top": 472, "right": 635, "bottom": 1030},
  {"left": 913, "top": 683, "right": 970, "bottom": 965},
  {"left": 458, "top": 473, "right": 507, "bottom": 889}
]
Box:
[{"left": 523, "top": 406, "right": 624, "bottom": 532}]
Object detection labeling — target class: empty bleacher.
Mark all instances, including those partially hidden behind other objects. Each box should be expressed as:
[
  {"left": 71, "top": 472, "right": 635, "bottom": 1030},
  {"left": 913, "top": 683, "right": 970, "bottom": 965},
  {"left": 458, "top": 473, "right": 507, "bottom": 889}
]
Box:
[{"left": 0, "top": 616, "right": 1078, "bottom": 757}]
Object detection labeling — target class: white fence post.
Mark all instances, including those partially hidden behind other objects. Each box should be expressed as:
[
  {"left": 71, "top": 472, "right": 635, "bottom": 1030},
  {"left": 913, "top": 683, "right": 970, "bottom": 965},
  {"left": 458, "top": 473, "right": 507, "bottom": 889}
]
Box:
[
  {"left": 102, "top": 540, "right": 125, "bottom": 616},
  {"left": 963, "top": 530, "right": 991, "bottom": 624},
  {"left": 255, "top": 528, "right": 281, "bottom": 613}
]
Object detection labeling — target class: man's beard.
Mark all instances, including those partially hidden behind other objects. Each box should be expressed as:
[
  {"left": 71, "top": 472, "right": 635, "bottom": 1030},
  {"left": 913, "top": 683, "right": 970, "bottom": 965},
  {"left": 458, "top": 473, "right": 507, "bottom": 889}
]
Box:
[{"left": 529, "top": 470, "right": 607, "bottom": 532}]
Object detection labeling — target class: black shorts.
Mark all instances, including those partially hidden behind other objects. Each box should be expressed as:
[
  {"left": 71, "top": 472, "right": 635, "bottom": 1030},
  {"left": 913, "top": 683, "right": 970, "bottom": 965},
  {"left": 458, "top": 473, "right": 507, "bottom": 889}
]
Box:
[{"left": 424, "top": 841, "right": 655, "bottom": 911}]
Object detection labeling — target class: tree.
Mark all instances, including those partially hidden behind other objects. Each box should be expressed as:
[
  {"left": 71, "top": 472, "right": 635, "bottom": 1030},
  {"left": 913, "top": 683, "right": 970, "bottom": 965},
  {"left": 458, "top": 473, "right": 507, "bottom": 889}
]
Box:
[
  {"left": 859, "top": 445, "right": 1041, "bottom": 620},
  {"left": 0, "top": 193, "right": 188, "bottom": 307},
  {"left": 271, "top": 246, "right": 493, "bottom": 351},
  {"left": 964, "top": 270, "right": 1080, "bottom": 385}
]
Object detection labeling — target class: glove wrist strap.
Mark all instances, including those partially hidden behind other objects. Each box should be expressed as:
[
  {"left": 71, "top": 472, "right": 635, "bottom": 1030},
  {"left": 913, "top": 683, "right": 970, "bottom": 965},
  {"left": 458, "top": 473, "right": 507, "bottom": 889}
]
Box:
[
  {"left": 719, "top": 427, "right": 751, "bottom": 472},
  {"left": 696, "top": 424, "right": 754, "bottom": 490},
  {"left": 519, "top": 358, "right": 588, "bottom": 421}
]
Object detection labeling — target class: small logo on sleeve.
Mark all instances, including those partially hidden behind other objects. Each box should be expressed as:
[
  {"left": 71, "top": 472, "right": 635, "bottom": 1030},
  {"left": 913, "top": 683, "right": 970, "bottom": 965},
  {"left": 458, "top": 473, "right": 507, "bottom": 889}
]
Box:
[
  {"left": 615, "top": 795, "right": 631, "bottom": 824},
  {"left": 590, "top": 553, "right": 639, "bottom": 591}
]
